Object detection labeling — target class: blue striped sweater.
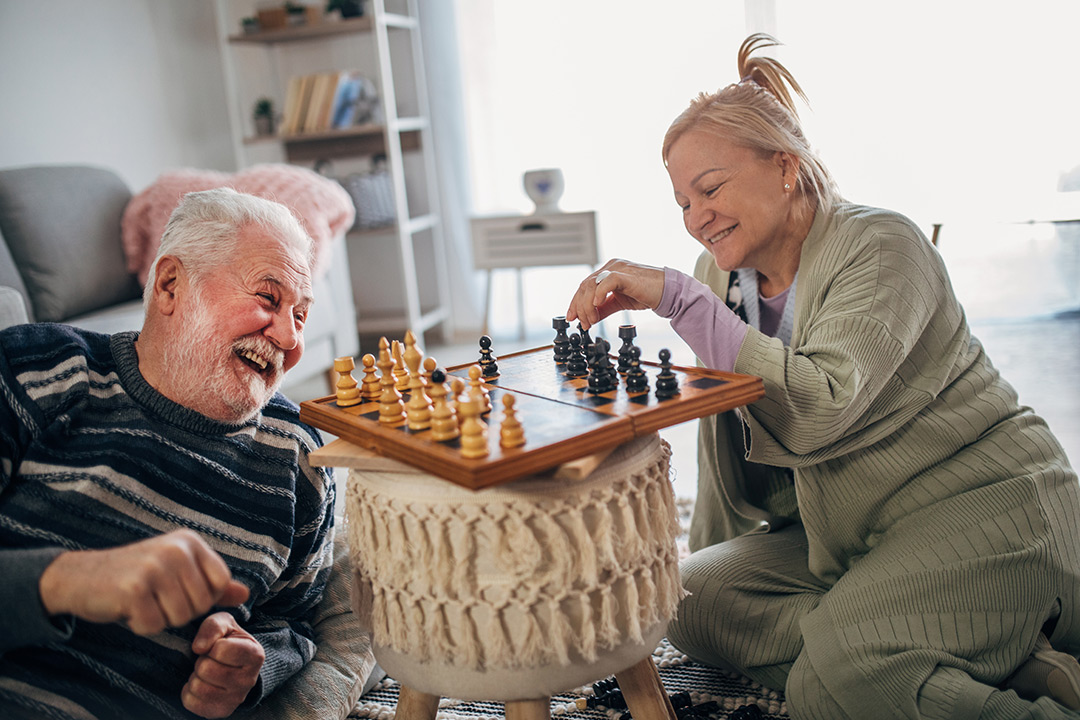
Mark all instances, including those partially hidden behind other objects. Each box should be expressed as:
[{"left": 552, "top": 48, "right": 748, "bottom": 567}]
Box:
[{"left": 0, "top": 324, "right": 335, "bottom": 719}]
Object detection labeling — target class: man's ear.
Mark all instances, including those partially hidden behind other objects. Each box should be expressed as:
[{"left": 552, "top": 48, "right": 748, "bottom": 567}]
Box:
[{"left": 150, "top": 256, "right": 184, "bottom": 316}]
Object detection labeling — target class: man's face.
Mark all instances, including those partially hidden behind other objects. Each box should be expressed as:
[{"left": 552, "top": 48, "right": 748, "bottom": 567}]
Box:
[{"left": 165, "top": 225, "right": 313, "bottom": 423}]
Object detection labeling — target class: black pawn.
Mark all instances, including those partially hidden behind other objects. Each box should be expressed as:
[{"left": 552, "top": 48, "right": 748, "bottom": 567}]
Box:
[
  {"left": 478, "top": 335, "right": 499, "bottom": 377},
  {"left": 654, "top": 347, "right": 680, "bottom": 399},
  {"left": 552, "top": 316, "right": 571, "bottom": 364},
  {"left": 565, "top": 333, "right": 588, "bottom": 377},
  {"left": 577, "top": 322, "right": 594, "bottom": 357},
  {"left": 625, "top": 346, "right": 649, "bottom": 394},
  {"left": 617, "top": 324, "right": 637, "bottom": 375},
  {"left": 587, "top": 338, "right": 618, "bottom": 394}
]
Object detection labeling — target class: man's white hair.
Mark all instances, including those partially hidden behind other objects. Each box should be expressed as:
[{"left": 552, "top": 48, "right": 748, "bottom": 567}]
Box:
[{"left": 143, "top": 187, "right": 314, "bottom": 307}]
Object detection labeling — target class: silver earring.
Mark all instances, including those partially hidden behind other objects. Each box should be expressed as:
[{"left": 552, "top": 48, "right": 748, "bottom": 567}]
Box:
[{"left": 784, "top": 183, "right": 791, "bottom": 190}]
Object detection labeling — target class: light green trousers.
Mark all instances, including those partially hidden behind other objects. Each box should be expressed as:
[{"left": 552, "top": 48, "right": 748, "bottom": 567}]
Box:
[{"left": 670, "top": 413, "right": 1080, "bottom": 720}]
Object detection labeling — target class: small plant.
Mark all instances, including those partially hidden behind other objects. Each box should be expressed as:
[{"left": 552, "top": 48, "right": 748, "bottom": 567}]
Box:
[
  {"left": 254, "top": 97, "right": 274, "bottom": 119},
  {"left": 253, "top": 98, "right": 275, "bottom": 136},
  {"left": 326, "top": 0, "right": 363, "bottom": 18}
]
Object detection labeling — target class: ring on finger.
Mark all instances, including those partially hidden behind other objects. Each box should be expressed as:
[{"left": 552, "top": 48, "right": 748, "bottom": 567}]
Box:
[{"left": 595, "top": 270, "right": 611, "bottom": 285}]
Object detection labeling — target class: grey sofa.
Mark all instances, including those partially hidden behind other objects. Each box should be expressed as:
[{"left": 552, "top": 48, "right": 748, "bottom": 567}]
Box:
[{"left": 0, "top": 164, "right": 359, "bottom": 393}]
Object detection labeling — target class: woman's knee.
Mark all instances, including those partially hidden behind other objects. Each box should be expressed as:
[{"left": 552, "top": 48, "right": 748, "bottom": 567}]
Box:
[
  {"left": 786, "top": 653, "right": 849, "bottom": 720},
  {"left": 668, "top": 533, "right": 821, "bottom": 673}
]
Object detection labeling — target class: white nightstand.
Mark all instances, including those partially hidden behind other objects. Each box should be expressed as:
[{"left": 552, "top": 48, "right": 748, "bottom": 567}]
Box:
[{"left": 470, "top": 211, "right": 598, "bottom": 338}]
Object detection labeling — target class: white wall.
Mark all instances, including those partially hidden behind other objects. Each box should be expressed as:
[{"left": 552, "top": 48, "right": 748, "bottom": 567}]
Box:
[{"left": 0, "top": 0, "right": 235, "bottom": 191}]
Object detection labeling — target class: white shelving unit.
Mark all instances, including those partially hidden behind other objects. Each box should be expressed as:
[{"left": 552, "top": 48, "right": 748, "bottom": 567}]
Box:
[{"left": 214, "top": 0, "right": 453, "bottom": 343}]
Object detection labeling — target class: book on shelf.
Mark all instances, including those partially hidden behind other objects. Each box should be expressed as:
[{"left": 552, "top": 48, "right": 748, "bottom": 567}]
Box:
[{"left": 279, "top": 70, "right": 375, "bottom": 137}]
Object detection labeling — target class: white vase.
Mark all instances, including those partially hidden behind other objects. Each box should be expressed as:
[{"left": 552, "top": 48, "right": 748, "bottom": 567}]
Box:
[{"left": 522, "top": 168, "right": 565, "bottom": 214}]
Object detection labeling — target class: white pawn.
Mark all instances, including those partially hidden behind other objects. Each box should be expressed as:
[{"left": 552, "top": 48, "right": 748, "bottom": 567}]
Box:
[
  {"left": 499, "top": 394, "right": 525, "bottom": 449},
  {"left": 359, "top": 353, "right": 381, "bottom": 400},
  {"left": 428, "top": 369, "right": 459, "bottom": 442},
  {"left": 333, "top": 356, "right": 361, "bottom": 407},
  {"left": 391, "top": 339, "right": 410, "bottom": 392},
  {"left": 377, "top": 337, "right": 405, "bottom": 426},
  {"left": 404, "top": 331, "right": 432, "bottom": 430},
  {"left": 467, "top": 364, "right": 492, "bottom": 414},
  {"left": 458, "top": 395, "right": 489, "bottom": 459}
]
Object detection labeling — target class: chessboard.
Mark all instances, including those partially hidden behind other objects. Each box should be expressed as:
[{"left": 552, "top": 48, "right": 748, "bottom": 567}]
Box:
[{"left": 300, "top": 331, "right": 764, "bottom": 490}]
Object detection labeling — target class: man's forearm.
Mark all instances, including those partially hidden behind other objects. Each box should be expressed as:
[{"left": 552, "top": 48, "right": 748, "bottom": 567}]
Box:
[{"left": 1, "top": 547, "right": 75, "bottom": 652}]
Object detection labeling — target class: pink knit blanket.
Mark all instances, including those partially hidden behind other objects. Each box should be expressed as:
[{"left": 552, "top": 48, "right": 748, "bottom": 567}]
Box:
[{"left": 122, "top": 164, "right": 355, "bottom": 284}]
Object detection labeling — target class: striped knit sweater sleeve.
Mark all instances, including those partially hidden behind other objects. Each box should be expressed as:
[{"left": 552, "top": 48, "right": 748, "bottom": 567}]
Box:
[{"left": 0, "top": 324, "right": 335, "bottom": 719}]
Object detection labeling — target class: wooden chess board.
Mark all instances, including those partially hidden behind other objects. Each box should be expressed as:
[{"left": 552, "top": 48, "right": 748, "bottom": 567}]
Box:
[{"left": 300, "top": 344, "right": 763, "bottom": 489}]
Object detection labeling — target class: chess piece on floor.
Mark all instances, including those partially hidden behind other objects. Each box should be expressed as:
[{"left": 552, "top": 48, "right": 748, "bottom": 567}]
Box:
[
  {"left": 478, "top": 335, "right": 499, "bottom": 378},
  {"left": 359, "top": 353, "right": 382, "bottom": 400},
  {"left": 428, "top": 368, "right": 459, "bottom": 442},
  {"left": 458, "top": 395, "right": 489, "bottom": 459},
  {"left": 624, "top": 346, "right": 649, "bottom": 395},
  {"left": 392, "top": 339, "right": 410, "bottom": 392},
  {"left": 499, "top": 394, "right": 525, "bottom": 448},
  {"left": 334, "top": 356, "right": 362, "bottom": 406},
  {"left": 468, "top": 364, "right": 492, "bottom": 414},
  {"left": 617, "top": 324, "right": 637, "bottom": 375},
  {"left": 565, "top": 333, "right": 588, "bottom": 378},
  {"left": 552, "top": 316, "right": 571, "bottom": 364},
  {"left": 377, "top": 337, "right": 406, "bottom": 426},
  {"left": 654, "top": 348, "right": 680, "bottom": 400}
]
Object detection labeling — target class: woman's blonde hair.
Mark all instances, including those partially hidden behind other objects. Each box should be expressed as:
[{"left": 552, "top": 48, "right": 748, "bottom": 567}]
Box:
[{"left": 662, "top": 33, "right": 839, "bottom": 215}]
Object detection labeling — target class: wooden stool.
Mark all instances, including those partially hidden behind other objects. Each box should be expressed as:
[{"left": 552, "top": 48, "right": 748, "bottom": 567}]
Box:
[{"left": 341, "top": 433, "right": 683, "bottom": 720}]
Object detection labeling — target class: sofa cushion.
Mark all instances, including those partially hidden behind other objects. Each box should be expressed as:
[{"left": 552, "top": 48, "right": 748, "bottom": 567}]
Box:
[
  {"left": 0, "top": 226, "right": 34, "bottom": 322},
  {"left": 0, "top": 165, "right": 142, "bottom": 322}
]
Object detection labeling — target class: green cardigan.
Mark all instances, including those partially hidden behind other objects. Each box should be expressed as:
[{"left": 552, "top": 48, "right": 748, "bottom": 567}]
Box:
[{"left": 692, "top": 202, "right": 1077, "bottom": 584}]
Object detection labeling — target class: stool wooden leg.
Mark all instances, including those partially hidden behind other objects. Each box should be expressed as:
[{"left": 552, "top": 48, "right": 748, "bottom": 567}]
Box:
[
  {"left": 615, "top": 657, "right": 677, "bottom": 720},
  {"left": 395, "top": 685, "right": 440, "bottom": 720},
  {"left": 505, "top": 697, "right": 551, "bottom": 720}
]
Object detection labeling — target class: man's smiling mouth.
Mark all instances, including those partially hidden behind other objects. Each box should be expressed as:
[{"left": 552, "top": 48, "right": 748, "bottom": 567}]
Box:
[{"left": 237, "top": 348, "right": 269, "bottom": 373}]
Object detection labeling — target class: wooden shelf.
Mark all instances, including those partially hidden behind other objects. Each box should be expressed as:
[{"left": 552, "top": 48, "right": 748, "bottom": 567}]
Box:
[
  {"left": 282, "top": 127, "right": 420, "bottom": 162},
  {"left": 228, "top": 16, "right": 373, "bottom": 45}
]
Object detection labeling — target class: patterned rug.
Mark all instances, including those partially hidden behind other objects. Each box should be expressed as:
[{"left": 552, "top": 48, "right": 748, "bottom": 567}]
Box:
[
  {"left": 347, "top": 498, "right": 792, "bottom": 720},
  {"left": 350, "top": 638, "right": 788, "bottom": 720}
]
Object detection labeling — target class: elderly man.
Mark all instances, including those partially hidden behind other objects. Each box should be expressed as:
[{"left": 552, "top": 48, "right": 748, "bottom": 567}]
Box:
[{"left": 0, "top": 188, "right": 335, "bottom": 719}]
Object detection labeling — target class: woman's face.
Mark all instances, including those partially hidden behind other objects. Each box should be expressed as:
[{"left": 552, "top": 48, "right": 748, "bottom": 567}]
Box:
[{"left": 667, "top": 128, "right": 796, "bottom": 273}]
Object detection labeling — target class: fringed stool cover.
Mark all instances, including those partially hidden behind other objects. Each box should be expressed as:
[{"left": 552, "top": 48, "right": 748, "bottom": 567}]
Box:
[{"left": 346, "top": 433, "right": 685, "bottom": 701}]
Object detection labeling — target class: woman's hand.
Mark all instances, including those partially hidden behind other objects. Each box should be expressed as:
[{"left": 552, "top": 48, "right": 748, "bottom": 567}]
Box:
[{"left": 566, "top": 259, "right": 666, "bottom": 330}]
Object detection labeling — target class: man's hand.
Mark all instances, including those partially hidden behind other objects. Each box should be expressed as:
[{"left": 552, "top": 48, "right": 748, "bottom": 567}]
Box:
[
  {"left": 182, "top": 612, "right": 265, "bottom": 718},
  {"left": 38, "top": 529, "right": 250, "bottom": 635}
]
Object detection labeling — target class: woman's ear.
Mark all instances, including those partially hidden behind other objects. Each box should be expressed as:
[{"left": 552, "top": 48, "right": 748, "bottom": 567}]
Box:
[{"left": 775, "top": 151, "right": 800, "bottom": 189}]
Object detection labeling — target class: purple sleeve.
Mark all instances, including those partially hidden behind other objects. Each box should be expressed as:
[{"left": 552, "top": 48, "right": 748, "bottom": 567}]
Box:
[{"left": 655, "top": 266, "right": 748, "bottom": 372}]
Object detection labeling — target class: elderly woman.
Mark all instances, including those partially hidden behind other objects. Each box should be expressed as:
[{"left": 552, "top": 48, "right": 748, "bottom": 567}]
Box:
[{"left": 566, "top": 34, "right": 1080, "bottom": 719}]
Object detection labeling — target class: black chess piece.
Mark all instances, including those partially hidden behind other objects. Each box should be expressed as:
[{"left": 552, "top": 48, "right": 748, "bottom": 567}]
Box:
[
  {"left": 565, "top": 333, "right": 588, "bottom": 377},
  {"left": 478, "top": 334, "right": 499, "bottom": 377},
  {"left": 577, "top": 322, "right": 593, "bottom": 356},
  {"left": 617, "top": 324, "right": 637, "bottom": 375},
  {"left": 654, "top": 347, "right": 680, "bottom": 399},
  {"left": 587, "top": 338, "right": 617, "bottom": 394},
  {"left": 624, "top": 345, "right": 649, "bottom": 394},
  {"left": 552, "top": 316, "right": 571, "bottom": 364}
]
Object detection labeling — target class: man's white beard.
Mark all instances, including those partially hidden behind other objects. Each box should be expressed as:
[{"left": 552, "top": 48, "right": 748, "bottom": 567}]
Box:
[{"left": 162, "top": 287, "right": 285, "bottom": 423}]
